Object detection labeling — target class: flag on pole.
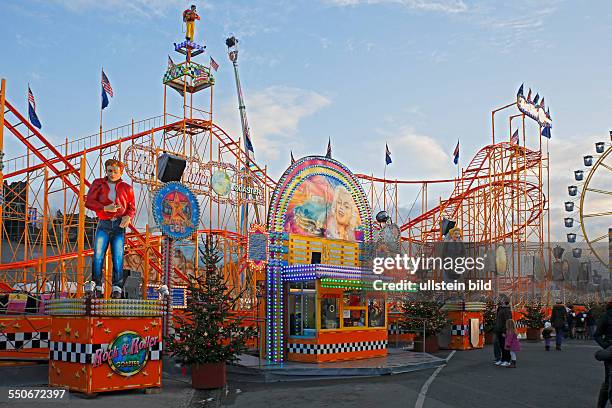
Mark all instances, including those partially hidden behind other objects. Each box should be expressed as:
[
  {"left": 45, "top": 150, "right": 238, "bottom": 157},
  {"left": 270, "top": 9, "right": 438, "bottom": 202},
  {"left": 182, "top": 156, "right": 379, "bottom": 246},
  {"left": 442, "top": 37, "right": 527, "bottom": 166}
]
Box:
[
  {"left": 168, "top": 55, "right": 175, "bottom": 68},
  {"left": 542, "top": 126, "right": 552, "bottom": 139},
  {"left": 27, "top": 86, "right": 42, "bottom": 129},
  {"left": 210, "top": 57, "right": 219, "bottom": 72},
  {"left": 291, "top": 150, "right": 295, "bottom": 164},
  {"left": 453, "top": 140, "right": 459, "bottom": 165},
  {"left": 510, "top": 129, "right": 519, "bottom": 145},
  {"left": 326, "top": 138, "right": 332, "bottom": 159},
  {"left": 101, "top": 69, "right": 113, "bottom": 110},
  {"left": 385, "top": 143, "right": 392, "bottom": 165}
]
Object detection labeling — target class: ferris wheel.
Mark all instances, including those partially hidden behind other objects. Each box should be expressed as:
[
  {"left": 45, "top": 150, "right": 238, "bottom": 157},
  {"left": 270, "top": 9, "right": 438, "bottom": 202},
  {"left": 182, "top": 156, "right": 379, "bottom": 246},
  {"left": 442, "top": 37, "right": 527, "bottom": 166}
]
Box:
[{"left": 565, "top": 132, "right": 612, "bottom": 271}]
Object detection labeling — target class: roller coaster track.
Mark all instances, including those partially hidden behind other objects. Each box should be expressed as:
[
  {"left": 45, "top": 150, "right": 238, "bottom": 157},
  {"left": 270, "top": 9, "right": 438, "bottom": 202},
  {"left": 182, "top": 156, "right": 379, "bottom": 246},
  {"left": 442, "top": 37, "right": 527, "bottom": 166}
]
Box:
[
  {"left": 357, "top": 142, "right": 545, "bottom": 243},
  {"left": 0, "top": 100, "right": 259, "bottom": 287}
]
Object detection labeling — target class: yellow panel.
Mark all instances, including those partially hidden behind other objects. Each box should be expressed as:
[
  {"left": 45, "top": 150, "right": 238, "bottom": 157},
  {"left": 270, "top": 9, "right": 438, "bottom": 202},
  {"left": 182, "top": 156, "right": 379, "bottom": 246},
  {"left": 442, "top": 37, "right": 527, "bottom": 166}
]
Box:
[{"left": 288, "top": 234, "right": 360, "bottom": 266}]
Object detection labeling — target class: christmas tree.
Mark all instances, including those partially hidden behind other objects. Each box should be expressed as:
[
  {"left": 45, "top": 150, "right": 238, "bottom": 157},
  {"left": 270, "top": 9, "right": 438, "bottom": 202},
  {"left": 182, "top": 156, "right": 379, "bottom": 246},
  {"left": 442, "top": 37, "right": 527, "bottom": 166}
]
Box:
[
  {"left": 165, "top": 236, "right": 256, "bottom": 364},
  {"left": 519, "top": 301, "right": 545, "bottom": 329}
]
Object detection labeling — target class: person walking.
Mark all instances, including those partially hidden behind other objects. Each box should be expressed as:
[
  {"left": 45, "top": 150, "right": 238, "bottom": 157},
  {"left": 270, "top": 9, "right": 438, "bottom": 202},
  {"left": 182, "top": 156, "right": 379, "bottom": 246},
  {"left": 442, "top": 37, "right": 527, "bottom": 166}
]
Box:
[
  {"left": 542, "top": 322, "right": 553, "bottom": 351},
  {"left": 551, "top": 300, "right": 567, "bottom": 351},
  {"left": 494, "top": 299, "right": 512, "bottom": 366},
  {"left": 594, "top": 299, "right": 612, "bottom": 408},
  {"left": 504, "top": 319, "right": 520, "bottom": 368}
]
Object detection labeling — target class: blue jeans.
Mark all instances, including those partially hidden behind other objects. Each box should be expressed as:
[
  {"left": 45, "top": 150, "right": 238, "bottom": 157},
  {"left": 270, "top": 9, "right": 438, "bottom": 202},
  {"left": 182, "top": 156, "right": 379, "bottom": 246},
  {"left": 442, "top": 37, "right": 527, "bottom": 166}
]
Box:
[
  {"left": 92, "top": 219, "right": 125, "bottom": 288},
  {"left": 555, "top": 326, "right": 564, "bottom": 346}
]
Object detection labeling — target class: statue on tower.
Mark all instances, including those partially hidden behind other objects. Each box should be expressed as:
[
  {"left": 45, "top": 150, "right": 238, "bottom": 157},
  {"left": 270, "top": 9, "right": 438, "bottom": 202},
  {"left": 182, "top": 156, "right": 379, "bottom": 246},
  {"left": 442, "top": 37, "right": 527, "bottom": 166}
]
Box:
[
  {"left": 183, "top": 4, "right": 201, "bottom": 42},
  {"left": 85, "top": 159, "right": 136, "bottom": 299}
]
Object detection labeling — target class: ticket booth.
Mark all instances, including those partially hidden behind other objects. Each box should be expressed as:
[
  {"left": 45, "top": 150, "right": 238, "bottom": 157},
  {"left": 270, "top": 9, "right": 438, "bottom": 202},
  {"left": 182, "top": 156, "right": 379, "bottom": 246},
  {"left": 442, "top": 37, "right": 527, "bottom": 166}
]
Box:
[{"left": 283, "top": 264, "right": 388, "bottom": 362}]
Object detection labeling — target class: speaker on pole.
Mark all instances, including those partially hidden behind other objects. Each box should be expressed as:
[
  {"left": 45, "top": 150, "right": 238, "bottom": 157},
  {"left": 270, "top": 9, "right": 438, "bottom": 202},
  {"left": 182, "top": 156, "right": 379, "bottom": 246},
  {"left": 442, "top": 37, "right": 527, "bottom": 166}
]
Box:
[{"left": 157, "top": 153, "right": 187, "bottom": 183}]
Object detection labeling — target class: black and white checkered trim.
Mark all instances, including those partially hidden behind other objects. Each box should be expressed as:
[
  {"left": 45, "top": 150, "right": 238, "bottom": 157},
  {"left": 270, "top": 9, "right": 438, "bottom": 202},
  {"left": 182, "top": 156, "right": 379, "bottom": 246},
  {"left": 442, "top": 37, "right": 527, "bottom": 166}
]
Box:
[
  {"left": 451, "top": 324, "right": 467, "bottom": 336},
  {"left": 49, "top": 341, "right": 163, "bottom": 363},
  {"left": 0, "top": 332, "right": 50, "bottom": 350},
  {"left": 451, "top": 323, "right": 484, "bottom": 336},
  {"left": 288, "top": 340, "right": 387, "bottom": 355}
]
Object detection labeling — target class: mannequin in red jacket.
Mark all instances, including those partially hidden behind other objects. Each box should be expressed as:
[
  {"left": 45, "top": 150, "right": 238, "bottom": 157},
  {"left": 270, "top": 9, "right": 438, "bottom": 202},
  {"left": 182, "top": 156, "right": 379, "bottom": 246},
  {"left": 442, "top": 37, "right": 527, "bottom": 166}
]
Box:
[{"left": 85, "top": 159, "right": 136, "bottom": 298}]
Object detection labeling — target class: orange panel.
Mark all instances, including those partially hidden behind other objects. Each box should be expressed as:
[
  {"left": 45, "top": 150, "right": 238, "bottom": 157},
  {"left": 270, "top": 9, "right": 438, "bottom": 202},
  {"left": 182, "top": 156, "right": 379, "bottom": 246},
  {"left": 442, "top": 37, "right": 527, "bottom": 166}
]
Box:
[
  {"left": 0, "top": 315, "right": 51, "bottom": 360},
  {"left": 49, "top": 316, "right": 162, "bottom": 395}
]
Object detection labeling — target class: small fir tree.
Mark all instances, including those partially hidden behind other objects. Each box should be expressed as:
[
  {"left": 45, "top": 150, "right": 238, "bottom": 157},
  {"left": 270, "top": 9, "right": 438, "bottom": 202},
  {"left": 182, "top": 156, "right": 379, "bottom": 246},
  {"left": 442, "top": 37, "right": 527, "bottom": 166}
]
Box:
[
  {"left": 165, "top": 236, "right": 256, "bottom": 365},
  {"left": 401, "top": 299, "right": 450, "bottom": 337},
  {"left": 519, "top": 301, "right": 545, "bottom": 329},
  {"left": 483, "top": 298, "right": 497, "bottom": 333}
]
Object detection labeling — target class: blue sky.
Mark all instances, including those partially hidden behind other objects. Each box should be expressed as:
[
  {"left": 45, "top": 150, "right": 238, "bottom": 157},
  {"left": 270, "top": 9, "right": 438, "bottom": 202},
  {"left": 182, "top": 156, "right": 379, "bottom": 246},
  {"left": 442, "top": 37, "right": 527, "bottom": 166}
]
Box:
[{"left": 1, "top": 0, "right": 611, "bottom": 241}]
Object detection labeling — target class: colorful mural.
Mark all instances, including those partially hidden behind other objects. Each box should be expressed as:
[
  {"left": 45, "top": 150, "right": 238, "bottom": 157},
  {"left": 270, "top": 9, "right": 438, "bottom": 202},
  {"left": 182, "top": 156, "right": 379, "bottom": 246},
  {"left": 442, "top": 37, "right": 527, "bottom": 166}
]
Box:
[{"left": 283, "top": 175, "right": 362, "bottom": 242}]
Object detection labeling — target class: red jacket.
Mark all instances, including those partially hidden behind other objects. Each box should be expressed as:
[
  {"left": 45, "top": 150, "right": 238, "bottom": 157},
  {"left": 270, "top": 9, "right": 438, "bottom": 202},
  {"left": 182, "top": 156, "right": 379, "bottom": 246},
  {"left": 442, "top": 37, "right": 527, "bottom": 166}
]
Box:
[{"left": 85, "top": 177, "right": 136, "bottom": 221}]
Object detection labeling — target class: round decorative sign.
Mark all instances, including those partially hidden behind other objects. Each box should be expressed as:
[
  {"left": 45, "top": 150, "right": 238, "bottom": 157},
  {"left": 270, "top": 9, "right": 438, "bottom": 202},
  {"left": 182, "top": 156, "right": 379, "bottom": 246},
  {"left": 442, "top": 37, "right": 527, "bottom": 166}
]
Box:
[
  {"left": 211, "top": 170, "right": 231, "bottom": 196},
  {"left": 152, "top": 182, "right": 200, "bottom": 240},
  {"left": 107, "top": 331, "right": 151, "bottom": 377}
]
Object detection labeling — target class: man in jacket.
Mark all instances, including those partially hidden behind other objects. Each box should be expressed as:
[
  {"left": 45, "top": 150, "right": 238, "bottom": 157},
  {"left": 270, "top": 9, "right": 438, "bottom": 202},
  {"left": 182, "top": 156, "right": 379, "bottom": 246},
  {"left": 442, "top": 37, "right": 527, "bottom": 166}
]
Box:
[
  {"left": 85, "top": 159, "right": 135, "bottom": 298},
  {"left": 551, "top": 300, "right": 567, "bottom": 350},
  {"left": 595, "top": 299, "right": 612, "bottom": 408},
  {"left": 493, "top": 299, "right": 512, "bottom": 366}
]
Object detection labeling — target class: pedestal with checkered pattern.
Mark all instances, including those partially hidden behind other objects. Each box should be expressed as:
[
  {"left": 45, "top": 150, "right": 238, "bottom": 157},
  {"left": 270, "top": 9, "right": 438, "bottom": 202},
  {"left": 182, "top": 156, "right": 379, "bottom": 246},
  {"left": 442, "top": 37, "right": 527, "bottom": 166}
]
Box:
[
  {"left": 445, "top": 310, "right": 485, "bottom": 350},
  {"left": 49, "top": 315, "right": 163, "bottom": 395},
  {"left": 0, "top": 316, "right": 51, "bottom": 360}
]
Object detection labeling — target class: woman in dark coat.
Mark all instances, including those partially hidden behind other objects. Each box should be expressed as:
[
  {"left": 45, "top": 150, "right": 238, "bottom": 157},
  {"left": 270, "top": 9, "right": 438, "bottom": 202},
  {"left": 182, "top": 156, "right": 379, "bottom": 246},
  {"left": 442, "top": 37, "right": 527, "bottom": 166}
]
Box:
[{"left": 551, "top": 300, "right": 567, "bottom": 350}]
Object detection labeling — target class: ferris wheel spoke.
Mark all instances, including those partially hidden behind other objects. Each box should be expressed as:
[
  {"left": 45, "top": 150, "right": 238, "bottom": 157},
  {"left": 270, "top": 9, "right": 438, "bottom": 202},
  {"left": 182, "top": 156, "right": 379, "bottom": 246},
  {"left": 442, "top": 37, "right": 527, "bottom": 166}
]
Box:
[
  {"left": 599, "top": 162, "right": 612, "bottom": 172},
  {"left": 588, "top": 233, "right": 609, "bottom": 244},
  {"left": 585, "top": 187, "right": 612, "bottom": 196},
  {"left": 582, "top": 211, "right": 612, "bottom": 218}
]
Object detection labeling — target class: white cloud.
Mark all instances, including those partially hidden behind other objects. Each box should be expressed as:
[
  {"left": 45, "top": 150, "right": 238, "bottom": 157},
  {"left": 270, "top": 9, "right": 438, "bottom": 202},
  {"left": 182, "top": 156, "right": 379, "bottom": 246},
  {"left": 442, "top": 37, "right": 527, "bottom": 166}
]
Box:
[
  {"left": 323, "top": 0, "right": 468, "bottom": 14},
  {"left": 216, "top": 86, "right": 332, "bottom": 175},
  {"left": 46, "top": 0, "right": 199, "bottom": 18}
]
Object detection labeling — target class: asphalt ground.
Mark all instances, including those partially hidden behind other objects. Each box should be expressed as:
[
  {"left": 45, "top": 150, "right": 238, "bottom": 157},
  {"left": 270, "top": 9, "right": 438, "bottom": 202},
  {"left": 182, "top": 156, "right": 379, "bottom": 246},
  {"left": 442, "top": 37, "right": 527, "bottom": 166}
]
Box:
[{"left": 196, "top": 339, "right": 604, "bottom": 408}]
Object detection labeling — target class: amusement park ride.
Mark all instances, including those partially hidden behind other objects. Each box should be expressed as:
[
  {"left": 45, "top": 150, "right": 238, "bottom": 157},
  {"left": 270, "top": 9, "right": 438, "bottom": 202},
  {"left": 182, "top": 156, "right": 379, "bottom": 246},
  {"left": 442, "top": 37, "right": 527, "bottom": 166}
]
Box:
[{"left": 0, "top": 5, "right": 607, "bottom": 375}]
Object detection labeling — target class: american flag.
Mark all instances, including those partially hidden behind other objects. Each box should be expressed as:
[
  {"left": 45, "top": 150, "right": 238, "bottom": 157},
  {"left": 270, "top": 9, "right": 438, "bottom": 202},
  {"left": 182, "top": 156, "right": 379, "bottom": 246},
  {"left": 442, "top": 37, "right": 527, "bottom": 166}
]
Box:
[
  {"left": 195, "top": 69, "right": 208, "bottom": 83},
  {"left": 101, "top": 70, "right": 113, "bottom": 97},
  {"left": 510, "top": 129, "right": 519, "bottom": 145},
  {"left": 27, "top": 86, "right": 36, "bottom": 110},
  {"left": 210, "top": 57, "right": 219, "bottom": 72}
]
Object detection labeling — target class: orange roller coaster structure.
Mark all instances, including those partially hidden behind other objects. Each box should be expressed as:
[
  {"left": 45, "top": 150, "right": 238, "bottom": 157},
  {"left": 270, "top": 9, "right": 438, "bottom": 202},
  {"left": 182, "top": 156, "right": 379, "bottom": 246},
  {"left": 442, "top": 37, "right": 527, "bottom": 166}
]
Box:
[
  {"left": 0, "top": 59, "right": 551, "bottom": 316},
  {"left": 357, "top": 102, "right": 551, "bottom": 301}
]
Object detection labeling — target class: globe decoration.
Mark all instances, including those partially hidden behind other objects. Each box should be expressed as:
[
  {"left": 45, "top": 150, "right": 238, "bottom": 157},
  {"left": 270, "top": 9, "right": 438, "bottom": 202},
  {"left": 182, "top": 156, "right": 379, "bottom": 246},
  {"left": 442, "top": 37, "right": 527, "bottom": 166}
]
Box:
[
  {"left": 211, "top": 170, "right": 231, "bottom": 196},
  {"left": 108, "top": 331, "right": 149, "bottom": 377},
  {"left": 152, "top": 182, "right": 200, "bottom": 240}
]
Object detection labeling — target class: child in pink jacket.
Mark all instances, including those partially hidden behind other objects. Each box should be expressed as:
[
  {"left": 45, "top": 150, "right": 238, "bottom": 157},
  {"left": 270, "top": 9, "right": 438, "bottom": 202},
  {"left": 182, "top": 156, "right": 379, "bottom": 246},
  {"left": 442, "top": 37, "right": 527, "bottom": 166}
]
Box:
[{"left": 504, "top": 319, "right": 521, "bottom": 368}]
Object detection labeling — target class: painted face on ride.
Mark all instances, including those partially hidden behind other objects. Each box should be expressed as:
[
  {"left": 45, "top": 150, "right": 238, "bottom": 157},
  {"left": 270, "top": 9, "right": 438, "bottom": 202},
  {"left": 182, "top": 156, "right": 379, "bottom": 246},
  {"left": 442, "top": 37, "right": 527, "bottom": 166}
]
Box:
[
  {"left": 334, "top": 189, "right": 353, "bottom": 226},
  {"left": 106, "top": 165, "right": 122, "bottom": 182}
]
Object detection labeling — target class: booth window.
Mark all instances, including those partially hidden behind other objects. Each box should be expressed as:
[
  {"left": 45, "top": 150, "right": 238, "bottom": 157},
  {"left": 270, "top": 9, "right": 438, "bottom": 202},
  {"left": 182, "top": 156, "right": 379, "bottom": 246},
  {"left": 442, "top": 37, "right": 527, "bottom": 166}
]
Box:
[
  {"left": 367, "top": 296, "right": 385, "bottom": 327},
  {"left": 342, "top": 290, "right": 366, "bottom": 328},
  {"left": 320, "top": 297, "right": 340, "bottom": 329},
  {"left": 288, "top": 282, "right": 316, "bottom": 337}
]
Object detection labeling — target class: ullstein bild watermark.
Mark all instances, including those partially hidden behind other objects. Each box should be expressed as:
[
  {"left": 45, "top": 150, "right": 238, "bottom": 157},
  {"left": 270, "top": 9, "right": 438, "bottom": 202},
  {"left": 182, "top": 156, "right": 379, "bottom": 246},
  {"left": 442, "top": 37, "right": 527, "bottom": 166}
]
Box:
[{"left": 371, "top": 255, "right": 492, "bottom": 291}]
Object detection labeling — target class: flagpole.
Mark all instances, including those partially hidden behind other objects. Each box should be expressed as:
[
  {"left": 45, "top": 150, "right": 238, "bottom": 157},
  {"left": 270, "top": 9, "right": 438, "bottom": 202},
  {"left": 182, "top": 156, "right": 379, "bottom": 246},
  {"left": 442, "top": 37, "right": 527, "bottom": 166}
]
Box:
[{"left": 99, "top": 68, "right": 103, "bottom": 178}]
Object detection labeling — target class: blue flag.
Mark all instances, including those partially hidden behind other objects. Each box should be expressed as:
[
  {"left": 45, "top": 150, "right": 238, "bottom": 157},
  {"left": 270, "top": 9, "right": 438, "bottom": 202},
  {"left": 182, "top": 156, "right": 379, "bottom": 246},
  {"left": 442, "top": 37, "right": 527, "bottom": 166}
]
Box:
[
  {"left": 453, "top": 140, "right": 459, "bottom": 165},
  {"left": 385, "top": 143, "right": 392, "bottom": 165},
  {"left": 27, "top": 86, "right": 42, "bottom": 129},
  {"left": 542, "top": 126, "right": 551, "bottom": 139}
]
